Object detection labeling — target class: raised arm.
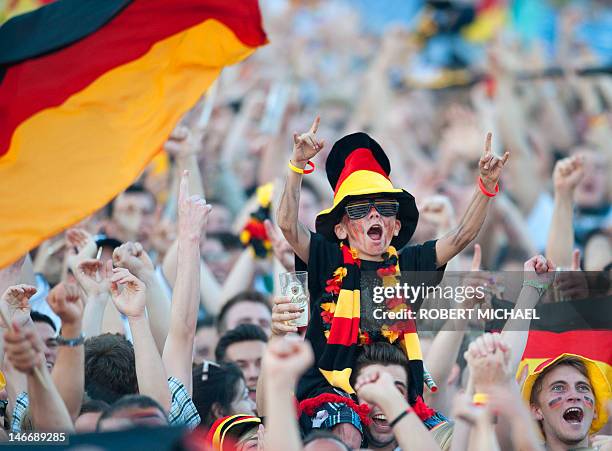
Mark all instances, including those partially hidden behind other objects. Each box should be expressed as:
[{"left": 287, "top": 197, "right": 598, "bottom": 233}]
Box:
[
  {"left": 47, "top": 283, "right": 85, "bottom": 421},
  {"left": 277, "top": 116, "right": 324, "bottom": 264},
  {"left": 113, "top": 242, "right": 170, "bottom": 352},
  {"left": 435, "top": 134, "right": 509, "bottom": 267},
  {"left": 4, "top": 323, "right": 73, "bottom": 432},
  {"left": 110, "top": 267, "right": 171, "bottom": 412},
  {"left": 74, "top": 259, "right": 113, "bottom": 338},
  {"left": 162, "top": 170, "right": 211, "bottom": 395},
  {"left": 502, "top": 255, "right": 554, "bottom": 373},
  {"left": 546, "top": 155, "right": 584, "bottom": 268},
  {"left": 262, "top": 337, "right": 314, "bottom": 451}
]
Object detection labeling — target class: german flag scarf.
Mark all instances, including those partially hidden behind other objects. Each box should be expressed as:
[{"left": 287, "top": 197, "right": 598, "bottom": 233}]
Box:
[{"left": 318, "top": 243, "right": 428, "bottom": 408}]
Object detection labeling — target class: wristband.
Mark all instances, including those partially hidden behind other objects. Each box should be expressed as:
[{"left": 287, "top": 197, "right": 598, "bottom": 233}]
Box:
[
  {"left": 472, "top": 393, "right": 489, "bottom": 406},
  {"left": 57, "top": 333, "right": 85, "bottom": 347},
  {"left": 389, "top": 408, "right": 411, "bottom": 428},
  {"left": 288, "top": 160, "right": 315, "bottom": 175},
  {"left": 478, "top": 177, "right": 499, "bottom": 197},
  {"left": 523, "top": 279, "right": 550, "bottom": 297}
]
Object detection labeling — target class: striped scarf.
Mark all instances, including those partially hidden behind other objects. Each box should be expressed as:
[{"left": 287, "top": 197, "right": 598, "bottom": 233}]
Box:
[{"left": 318, "top": 243, "right": 425, "bottom": 405}]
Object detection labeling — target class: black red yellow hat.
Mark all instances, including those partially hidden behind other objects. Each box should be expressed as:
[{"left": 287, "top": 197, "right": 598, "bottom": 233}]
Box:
[
  {"left": 520, "top": 353, "right": 611, "bottom": 434},
  {"left": 205, "top": 414, "right": 261, "bottom": 451},
  {"left": 315, "top": 132, "right": 419, "bottom": 249}
]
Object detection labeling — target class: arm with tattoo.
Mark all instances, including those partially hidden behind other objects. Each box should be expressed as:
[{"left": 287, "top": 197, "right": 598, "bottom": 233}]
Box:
[{"left": 436, "top": 133, "right": 509, "bottom": 267}]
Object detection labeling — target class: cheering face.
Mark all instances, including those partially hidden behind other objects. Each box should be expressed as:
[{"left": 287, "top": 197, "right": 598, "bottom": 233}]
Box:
[
  {"left": 356, "top": 363, "right": 408, "bottom": 446},
  {"left": 531, "top": 365, "right": 596, "bottom": 445},
  {"left": 335, "top": 197, "right": 401, "bottom": 260},
  {"left": 574, "top": 149, "right": 608, "bottom": 208}
]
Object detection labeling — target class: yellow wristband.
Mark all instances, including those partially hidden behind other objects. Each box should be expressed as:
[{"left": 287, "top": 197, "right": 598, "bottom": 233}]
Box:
[
  {"left": 288, "top": 160, "right": 315, "bottom": 174},
  {"left": 472, "top": 393, "right": 488, "bottom": 405}
]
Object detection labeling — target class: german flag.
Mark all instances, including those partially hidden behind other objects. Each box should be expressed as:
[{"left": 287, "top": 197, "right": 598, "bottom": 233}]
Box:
[{"left": 0, "top": 0, "right": 267, "bottom": 268}]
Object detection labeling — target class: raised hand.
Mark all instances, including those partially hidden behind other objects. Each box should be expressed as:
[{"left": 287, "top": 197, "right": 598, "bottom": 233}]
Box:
[
  {"left": 523, "top": 254, "right": 555, "bottom": 286},
  {"left": 178, "top": 170, "right": 212, "bottom": 243},
  {"left": 112, "top": 242, "right": 154, "bottom": 279},
  {"left": 4, "top": 323, "right": 46, "bottom": 375},
  {"left": 0, "top": 284, "right": 36, "bottom": 329},
  {"left": 420, "top": 195, "right": 456, "bottom": 230},
  {"left": 47, "top": 282, "right": 84, "bottom": 327},
  {"left": 75, "top": 259, "right": 112, "bottom": 298},
  {"left": 164, "top": 125, "right": 198, "bottom": 158},
  {"left": 65, "top": 228, "right": 97, "bottom": 271},
  {"left": 464, "top": 332, "right": 512, "bottom": 392},
  {"left": 264, "top": 220, "right": 295, "bottom": 272},
  {"left": 478, "top": 133, "right": 510, "bottom": 191},
  {"left": 291, "top": 116, "right": 325, "bottom": 167},
  {"left": 263, "top": 336, "right": 314, "bottom": 383},
  {"left": 270, "top": 296, "right": 302, "bottom": 336},
  {"left": 354, "top": 369, "right": 398, "bottom": 407},
  {"left": 109, "top": 268, "right": 147, "bottom": 319},
  {"left": 553, "top": 155, "right": 584, "bottom": 195}
]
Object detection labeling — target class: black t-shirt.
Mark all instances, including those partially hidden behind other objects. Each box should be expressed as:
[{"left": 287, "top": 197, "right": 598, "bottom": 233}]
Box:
[{"left": 295, "top": 232, "right": 444, "bottom": 400}]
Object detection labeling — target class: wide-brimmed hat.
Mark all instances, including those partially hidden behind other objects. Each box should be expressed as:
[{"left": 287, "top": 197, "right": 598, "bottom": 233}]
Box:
[
  {"left": 520, "top": 353, "right": 611, "bottom": 434},
  {"left": 315, "top": 132, "right": 418, "bottom": 249},
  {"left": 205, "top": 414, "right": 261, "bottom": 451}
]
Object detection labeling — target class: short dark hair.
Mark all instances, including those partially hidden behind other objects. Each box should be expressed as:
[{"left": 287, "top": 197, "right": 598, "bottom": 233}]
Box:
[
  {"left": 303, "top": 429, "right": 351, "bottom": 451},
  {"left": 217, "top": 291, "right": 271, "bottom": 334},
  {"left": 79, "top": 399, "right": 109, "bottom": 416},
  {"left": 192, "top": 361, "right": 245, "bottom": 428},
  {"left": 96, "top": 395, "right": 167, "bottom": 431},
  {"left": 350, "top": 342, "right": 410, "bottom": 387},
  {"left": 85, "top": 333, "right": 138, "bottom": 404},
  {"left": 215, "top": 324, "right": 268, "bottom": 362},
  {"left": 30, "top": 311, "right": 56, "bottom": 333},
  {"left": 530, "top": 356, "right": 591, "bottom": 406}
]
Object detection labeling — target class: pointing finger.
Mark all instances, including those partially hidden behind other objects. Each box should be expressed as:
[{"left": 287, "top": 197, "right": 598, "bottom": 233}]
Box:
[
  {"left": 484, "top": 132, "right": 492, "bottom": 155},
  {"left": 309, "top": 116, "right": 320, "bottom": 134}
]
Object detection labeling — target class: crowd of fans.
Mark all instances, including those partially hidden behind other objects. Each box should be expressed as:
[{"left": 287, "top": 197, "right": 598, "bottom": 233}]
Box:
[{"left": 0, "top": 0, "right": 610, "bottom": 449}]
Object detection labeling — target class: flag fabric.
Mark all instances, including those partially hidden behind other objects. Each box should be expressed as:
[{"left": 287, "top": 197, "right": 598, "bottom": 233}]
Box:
[
  {"left": 516, "top": 296, "right": 612, "bottom": 432},
  {"left": 0, "top": 0, "right": 267, "bottom": 268},
  {"left": 516, "top": 296, "right": 612, "bottom": 385}
]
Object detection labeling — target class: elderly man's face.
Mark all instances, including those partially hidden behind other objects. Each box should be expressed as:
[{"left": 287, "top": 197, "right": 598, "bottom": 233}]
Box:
[
  {"left": 531, "top": 365, "right": 596, "bottom": 446},
  {"left": 334, "top": 197, "right": 400, "bottom": 260}
]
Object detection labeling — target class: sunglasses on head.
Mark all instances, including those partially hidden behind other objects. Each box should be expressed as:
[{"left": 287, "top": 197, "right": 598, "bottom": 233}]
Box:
[{"left": 345, "top": 199, "right": 399, "bottom": 220}]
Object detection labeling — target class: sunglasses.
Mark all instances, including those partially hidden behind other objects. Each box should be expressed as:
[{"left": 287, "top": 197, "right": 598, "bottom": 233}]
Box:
[{"left": 345, "top": 199, "right": 399, "bottom": 220}]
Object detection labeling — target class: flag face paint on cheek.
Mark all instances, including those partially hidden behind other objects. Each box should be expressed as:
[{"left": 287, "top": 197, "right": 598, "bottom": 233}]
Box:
[
  {"left": 584, "top": 396, "right": 594, "bottom": 410},
  {"left": 548, "top": 397, "right": 564, "bottom": 409}
]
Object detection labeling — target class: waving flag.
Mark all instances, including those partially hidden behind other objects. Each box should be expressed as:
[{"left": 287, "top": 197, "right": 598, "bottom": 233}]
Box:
[{"left": 0, "top": 0, "right": 267, "bottom": 268}]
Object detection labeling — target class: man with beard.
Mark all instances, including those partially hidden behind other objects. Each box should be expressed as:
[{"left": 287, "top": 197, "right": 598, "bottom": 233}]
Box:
[
  {"left": 524, "top": 354, "right": 610, "bottom": 451},
  {"left": 276, "top": 117, "right": 505, "bottom": 447}
]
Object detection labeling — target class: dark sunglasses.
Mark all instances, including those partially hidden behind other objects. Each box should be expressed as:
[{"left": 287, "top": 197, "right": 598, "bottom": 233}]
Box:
[{"left": 345, "top": 199, "right": 399, "bottom": 220}]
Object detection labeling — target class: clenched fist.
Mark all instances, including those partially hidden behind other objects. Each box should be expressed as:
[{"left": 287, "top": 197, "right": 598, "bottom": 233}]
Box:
[
  {"left": 48, "top": 282, "right": 84, "bottom": 326},
  {"left": 178, "top": 170, "right": 212, "bottom": 243},
  {"left": 553, "top": 155, "right": 584, "bottom": 195}
]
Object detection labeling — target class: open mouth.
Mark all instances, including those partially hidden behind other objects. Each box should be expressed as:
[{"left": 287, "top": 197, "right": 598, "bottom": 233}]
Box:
[
  {"left": 371, "top": 413, "right": 390, "bottom": 429},
  {"left": 367, "top": 224, "right": 383, "bottom": 241},
  {"left": 563, "top": 407, "right": 584, "bottom": 424}
]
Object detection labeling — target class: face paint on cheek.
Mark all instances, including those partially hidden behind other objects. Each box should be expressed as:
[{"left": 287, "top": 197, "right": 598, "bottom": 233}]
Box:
[
  {"left": 548, "top": 397, "right": 564, "bottom": 409},
  {"left": 584, "top": 396, "right": 594, "bottom": 410}
]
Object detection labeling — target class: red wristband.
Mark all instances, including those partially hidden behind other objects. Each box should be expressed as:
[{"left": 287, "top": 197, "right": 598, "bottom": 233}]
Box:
[
  {"left": 478, "top": 177, "right": 498, "bottom": 197},
  {"left": 302, "top": 160, "right": 315, "bottom": 174}
]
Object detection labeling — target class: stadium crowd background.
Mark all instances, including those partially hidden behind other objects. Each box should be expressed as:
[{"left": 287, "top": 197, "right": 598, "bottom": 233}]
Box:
[{"left": 0, "top": 0, "right": 610, "bottom": 450}]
